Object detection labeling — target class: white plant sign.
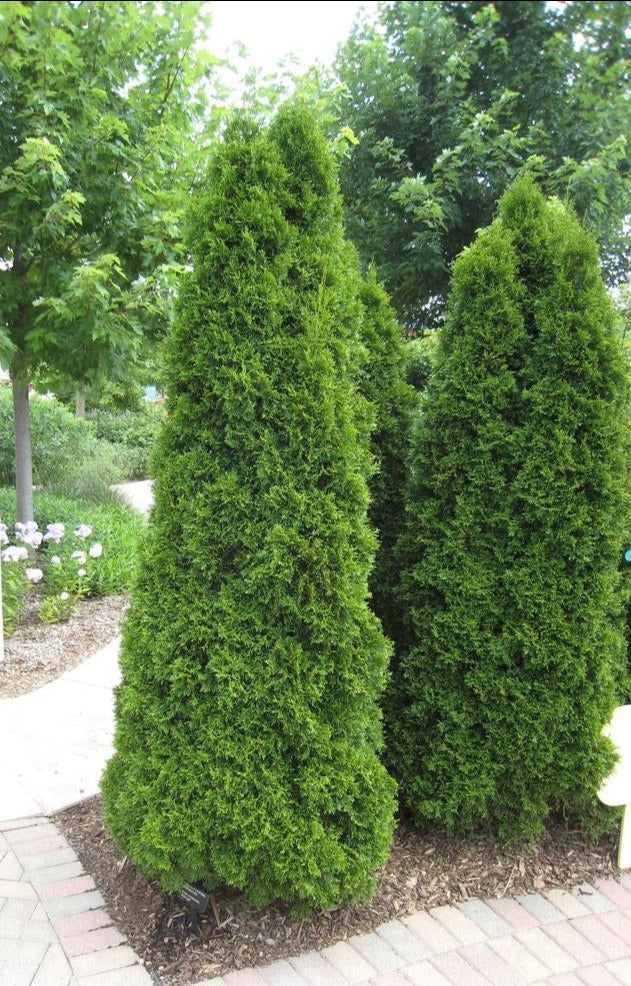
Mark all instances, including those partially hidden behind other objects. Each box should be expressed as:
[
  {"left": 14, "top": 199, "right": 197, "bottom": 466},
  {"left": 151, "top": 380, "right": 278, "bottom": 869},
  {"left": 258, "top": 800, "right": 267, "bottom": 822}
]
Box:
[{"left": 598, "top": 704, "right": 631, "bottom": 868}]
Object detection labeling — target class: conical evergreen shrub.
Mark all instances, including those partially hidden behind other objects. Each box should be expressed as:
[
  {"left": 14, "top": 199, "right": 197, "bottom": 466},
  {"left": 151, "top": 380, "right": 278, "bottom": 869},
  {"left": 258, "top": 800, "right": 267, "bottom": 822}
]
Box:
[
  {"left": 387, "top": 177, "right": 631, "bottom": 840},
  {"left": 101, "top": 105, "right": 396, "bottom": 913},
  {"left": 358, "top": 270, "right": 417, "bottom": 650}
]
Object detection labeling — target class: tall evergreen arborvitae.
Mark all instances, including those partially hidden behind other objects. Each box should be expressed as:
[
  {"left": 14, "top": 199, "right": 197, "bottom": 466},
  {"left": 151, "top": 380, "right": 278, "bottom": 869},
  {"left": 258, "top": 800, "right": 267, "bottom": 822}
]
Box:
[
  {"left": 387, "top": 177, "right": 631, "bottom": 840},
  {"left": 101, "top": 105, "right": 396, "bottom": 913},
  {"left": 359, "top": 270, "right": 417, "bottom": 650}
]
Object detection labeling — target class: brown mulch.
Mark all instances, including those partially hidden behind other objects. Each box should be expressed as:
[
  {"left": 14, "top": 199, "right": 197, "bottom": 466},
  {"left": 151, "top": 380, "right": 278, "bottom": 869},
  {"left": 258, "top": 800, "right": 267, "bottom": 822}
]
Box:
[
  {"left": 2, "top": 597, "right": 621, "bottom": 986},
  {"left": 0, "top": 592, "right": 128, "bottom": 697},
  {"left": 54, "top": 795, "right": 620, "bottom": 986}
]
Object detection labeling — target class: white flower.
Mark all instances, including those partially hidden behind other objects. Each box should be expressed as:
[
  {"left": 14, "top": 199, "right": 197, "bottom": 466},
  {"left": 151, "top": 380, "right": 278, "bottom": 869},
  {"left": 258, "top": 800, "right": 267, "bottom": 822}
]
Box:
[
  {"left": 43, "top": 523, "right": 65, "bottom": 543},
  {"left": 74, "top": 524, "right": 93, "bottom": 540},
  {"left": 0, "top": 529, "right": 8, "bottom": 546},
  {"left": 14, "top": 522, "right": 26, "bottom": 533},
  {"left": 60, "top": 592, "right": 69, "bottom": 601},
  {"left": 25, "top": 567, "right": 44, "bottom": 584},
  {"left": 23, "top": 531, "right": 43, "bottom": 549},
  {"left": 71, "top": 551, "right": 86, "bottom": 564},
  {"left": 88, "top": 543, "right": 103, "bottom": 559},
  {"left": 77, "top": 567, "right": 86, "bottom": 577},
  {"left": 50, "top": 555, "right": 61, "bottom": 566},
  {"left": 2, "top": 545, "right": 28, "bottom": 562}
]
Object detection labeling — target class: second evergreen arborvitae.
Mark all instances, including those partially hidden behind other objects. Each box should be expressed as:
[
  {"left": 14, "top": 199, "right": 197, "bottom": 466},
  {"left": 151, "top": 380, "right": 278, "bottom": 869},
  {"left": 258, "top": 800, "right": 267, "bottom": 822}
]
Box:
[
  {"left": 101, "top": 106, "right": 396, "bottom": 913},
  {"left": 387, "top": 178, "right": 631, "bottom": 840}
]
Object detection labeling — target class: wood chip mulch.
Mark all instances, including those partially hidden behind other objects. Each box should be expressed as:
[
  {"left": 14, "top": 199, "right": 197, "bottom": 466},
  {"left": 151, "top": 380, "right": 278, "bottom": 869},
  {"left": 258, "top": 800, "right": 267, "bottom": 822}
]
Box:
[
  {"left": 0, "top": 593, "right": 128, "bottom": 697},
  {"left": 55, "top": 795, "right": 620, "bottom": 986}
]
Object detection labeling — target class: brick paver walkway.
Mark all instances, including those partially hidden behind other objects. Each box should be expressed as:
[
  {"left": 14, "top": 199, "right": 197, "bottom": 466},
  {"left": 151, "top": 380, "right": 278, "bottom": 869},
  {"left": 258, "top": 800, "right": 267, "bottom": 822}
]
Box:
[
  {"left": 0, "top": 815, "right": 153, "bottom": 986},
  {"left": 4, "top": 810, "right": 631, "bottom": 986}
]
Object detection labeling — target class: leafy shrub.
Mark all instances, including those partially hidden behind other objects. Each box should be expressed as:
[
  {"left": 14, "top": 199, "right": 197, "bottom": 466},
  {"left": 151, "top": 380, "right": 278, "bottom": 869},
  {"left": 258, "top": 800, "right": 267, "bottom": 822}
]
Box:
[
  {"left": 0, "top": 488, "right": 143, "bottom": 598},
  {"left": 0, "top": 388, "right": 125, "bottom": 497},
  {"left": 87, "top": 405, "right": 162, "bottom": 480},
  {"left": 1, "top": 556, "right": 27, "bottom": 635},
  {"left": 102, "top": 104, "right": 396, "bottom": 914},
  {"left": 404, "top": 333, "right": 438, "bottom": 392},
  {"left": 359, "top": 270, "right": 417, "bottom": 649},
  {"left": 387, "top": 177, "right": 631, "bottom": 841}
]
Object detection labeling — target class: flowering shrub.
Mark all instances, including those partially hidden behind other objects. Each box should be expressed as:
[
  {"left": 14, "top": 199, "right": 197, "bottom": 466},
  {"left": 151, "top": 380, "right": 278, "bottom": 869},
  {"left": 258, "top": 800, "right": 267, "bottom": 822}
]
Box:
[{"left": 1, "top": 518, "right": 104, "bottom": 628}]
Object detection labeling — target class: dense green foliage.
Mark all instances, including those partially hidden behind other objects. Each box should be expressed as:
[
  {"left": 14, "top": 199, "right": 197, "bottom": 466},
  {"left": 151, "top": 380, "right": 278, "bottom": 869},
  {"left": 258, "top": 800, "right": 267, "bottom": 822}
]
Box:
[
  {"left": 102, "top": 105, "right": 396, "bottom": 913},
  {"left": 87, "top": 405, "right": 163, "bottom": 480},
  {"left": 359, "top": 271, "right": 417, "bottom": 646},
  {"left": 387, "top": 178, "right": 631, "bottom": 840},
  {"left": 0, "top": 487, "right": 143, "bottom": 598},
  {"left": 0, "top": 0, "right": 216, "bottom": 519},
  {"left": 336, "top": 0, "right": 630, "bottom": 328}
]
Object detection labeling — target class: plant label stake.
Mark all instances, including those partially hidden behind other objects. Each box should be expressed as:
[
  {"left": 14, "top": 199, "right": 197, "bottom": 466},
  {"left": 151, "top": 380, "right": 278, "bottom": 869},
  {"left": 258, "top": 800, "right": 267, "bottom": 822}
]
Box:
[
  {"left": 598, "top": 704, "right": 631, "bottom": 868},
  {"left": 178, "top": 884, "right": 209, "bottom": 935}
]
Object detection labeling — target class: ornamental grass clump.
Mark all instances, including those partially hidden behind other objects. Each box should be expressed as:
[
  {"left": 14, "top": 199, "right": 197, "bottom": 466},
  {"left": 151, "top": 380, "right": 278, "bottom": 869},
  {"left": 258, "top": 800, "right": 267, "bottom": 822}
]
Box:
[
  {"left": 387, "top": 177, "right": 631, "bottom": 841},
  {"left": 101, "top": 104, "right": 396, "bottom": 913}
]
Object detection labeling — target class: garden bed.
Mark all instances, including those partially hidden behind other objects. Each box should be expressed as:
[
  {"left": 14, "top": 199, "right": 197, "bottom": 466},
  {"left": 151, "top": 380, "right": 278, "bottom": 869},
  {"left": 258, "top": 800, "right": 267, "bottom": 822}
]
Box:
[
  {"left": 55, "top": 797, "right": 619, "bottom": 985},
  {"left": 0, "top": 592, "right": 128, "bottom": 698}
]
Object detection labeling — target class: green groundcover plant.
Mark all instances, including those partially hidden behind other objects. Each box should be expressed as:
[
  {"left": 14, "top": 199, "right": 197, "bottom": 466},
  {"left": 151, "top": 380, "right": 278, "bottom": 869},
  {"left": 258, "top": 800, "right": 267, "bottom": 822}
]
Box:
[
  {"left": 101, "top": 104, "right": 396, "bottom": 914},
  {"left": 387, "top": 177, "right": 631, "bottom": 841},
  {"left": 0, "top": 487, "right": 143, "bottom": 629}
]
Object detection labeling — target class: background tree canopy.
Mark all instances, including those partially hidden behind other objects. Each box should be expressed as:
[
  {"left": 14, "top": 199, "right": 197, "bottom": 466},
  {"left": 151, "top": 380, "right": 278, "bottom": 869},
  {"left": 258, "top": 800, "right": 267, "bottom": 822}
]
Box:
[
  {"left": 335, "top": 0, "right": 630, "bottom": 330},
  {"left": 0, "top": 0, "right": 217, "bottom": 519}
]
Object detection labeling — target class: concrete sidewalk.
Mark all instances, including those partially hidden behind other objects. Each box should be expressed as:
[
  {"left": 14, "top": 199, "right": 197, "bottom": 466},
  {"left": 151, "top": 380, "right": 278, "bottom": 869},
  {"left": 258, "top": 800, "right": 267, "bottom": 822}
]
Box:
[{"left": 2, "top": 626, "right": 631, "bottom": 984}]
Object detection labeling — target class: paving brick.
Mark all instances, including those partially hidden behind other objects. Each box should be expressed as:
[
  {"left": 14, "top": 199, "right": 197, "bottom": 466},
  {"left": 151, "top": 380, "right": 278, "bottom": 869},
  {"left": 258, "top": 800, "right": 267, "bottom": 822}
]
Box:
[
  {"left": 594, "top": 879, "right": 631, "bottom": 910},
  {"left": 64, "top": 924, "right": 126, "bottom": 956},
  {"left": 31, "top": 943, "right": 73, "bottom": 986},
  {"left": 402, "top": 961, "right": 452, "bottom": 986},
  {"left": 0, "top": 816, "right": 48, "bottom": 832},
  {"left": 39, "top": 874, "right": 96, "bottom": 901},
  {"left": 259, "top": 959, "right": 309, "bottom": 986},
  {"left": 514, "top": 927, "right": 577, "bottom": 974},
  {"left": 223, "top": 970, "right": 269, "bottom": 986},
  {"left": 544, "top": 889, "right": 591, "bottom": 919},
  {"left": 29, "top": 861, "right": 85, "bottom": 886},
  {"left": 375, "top": 919, "right": 431, "bottom": 961},
  {"left": 288, "top": 951, "right": 346, "bottom": 986},
  {"left": 599, "top": 908, "right": 631, "bottom": 948},
  {"left": 54, "top": 908, "right": 113, "bottom": 938},
  {"left": 46, "top": 888, "right": 105, "bottom": 919},
  {"left": 603, "top": 958, "right": 631, "bottom": 985},
  {"left": 368, "top": 972, "right": 410, "bottom": 986},
  {"left": 5, "top": 822, "right": 58, "bottom": 844},
  {"left": 19, "top": 847, "right": 78, "bottom": 871},
  {"left": 571, "top": 884, "right": 615, "bottom": 914},
  {"left": 430, "top": 950, "right": 494, "bottom": 985},
  {"left": 401, "top": 911, "right": 460, "bottom": 953},
  {"left": 516, "top": 893, "right": 565, "bottom": 924},
  {"left": 75, "top": 965, "right": 153, "bottom": 986},
  {"left": 0, "top": 849, "right": 23, "bottom": 880},
  {"left": 0, "top": 877, "right": 37, "bottom": 899},
  {"left": 13, "top": 834, "right": 70, "bottom": 857},
  {"left": 347, "top": 932, "right": 403, "bottom": 974},
  {"left": 544, "top": 919, "right": 607, "bottom": 965},
  {"left": 0, "top": 897, "right": 38, "bottom": 936},
  {"left": 460, "top": 940, "right": 528, "bottom": 986},
  {"left": 458, "top": 899, "right": 512, "bottom": 937},
  {"left": 322, "top": 939, "right": 379, "bottom": 980},
  {"left": 486, "top": 897, "right": 539, "bottom": 930},
  {"left": 0, "top": 937, "right": 48, "bottom": 986},
  {"left": 70, "top": 944, "right": 141, "bottom": 979},
  {"left": 19, "top": 916, "right": 58, "bottom": 943},
  {"left": 571, "top": 914, "right": 630, "bottom": 960},
  {"left": 576, "top": 967, "right": 626, "bottom": 986},
  {"left": 429, "top": 905, "right": 486, "bottom": 945},
  {"left": 545, "top": 975, "right": 584, "bottom": 986},
  {"left": 487, "top": 934, "right": 550, "bottom": 983}
]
